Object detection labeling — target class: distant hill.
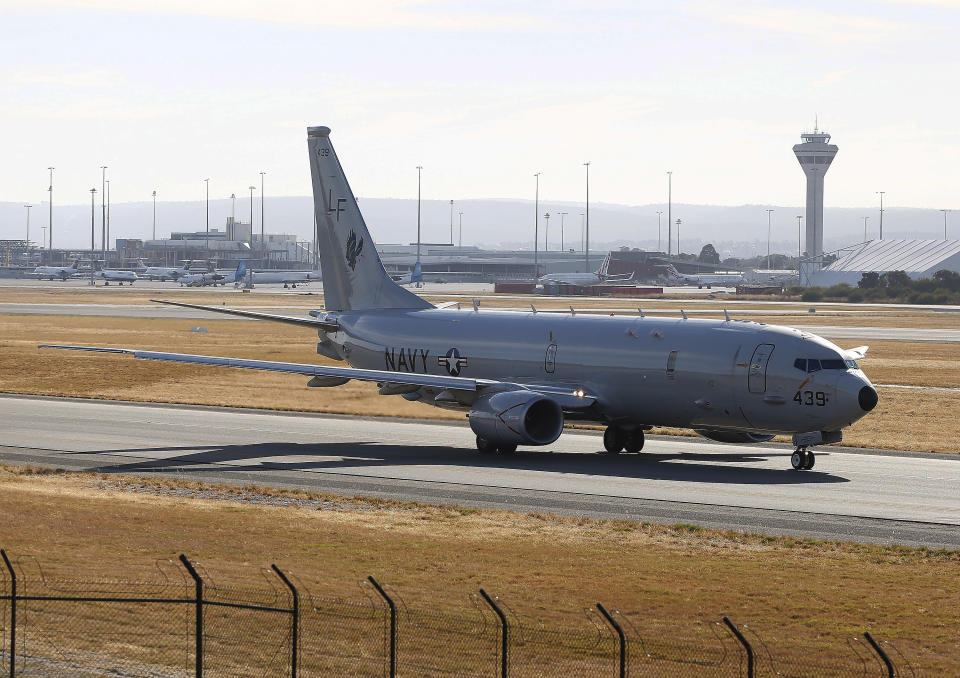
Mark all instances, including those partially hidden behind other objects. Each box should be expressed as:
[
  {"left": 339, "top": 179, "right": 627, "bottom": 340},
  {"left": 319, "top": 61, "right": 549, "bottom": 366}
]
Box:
[{"left": 0, "top": 197, "right": 950, "bottom": 260}]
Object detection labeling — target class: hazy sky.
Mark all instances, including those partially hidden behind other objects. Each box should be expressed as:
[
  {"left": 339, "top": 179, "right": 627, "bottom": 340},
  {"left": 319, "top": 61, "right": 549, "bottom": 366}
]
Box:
[{"left": 2, "top": 0, "right": 959, "bottom": 212}]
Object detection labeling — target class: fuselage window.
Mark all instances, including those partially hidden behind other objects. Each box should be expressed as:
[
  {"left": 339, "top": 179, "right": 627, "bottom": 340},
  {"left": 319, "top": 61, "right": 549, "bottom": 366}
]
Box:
[
  {"left": 807, "top": 359, "right": 821, "bottom": 372},
  {"left": 794, "top": 358, "right": 806, "bottom": 372},
  {"left": 820, "top": 359, "right": 847, "bottom": 370}
]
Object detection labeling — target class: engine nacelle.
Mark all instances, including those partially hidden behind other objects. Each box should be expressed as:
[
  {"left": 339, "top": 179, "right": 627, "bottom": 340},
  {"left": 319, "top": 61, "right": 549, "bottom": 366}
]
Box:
[
  {"left": 468, "top": 390, "right": 563, "bottom": 446},
  {"left": 693, "top": 429, "right": 776, "bottom": 444}
]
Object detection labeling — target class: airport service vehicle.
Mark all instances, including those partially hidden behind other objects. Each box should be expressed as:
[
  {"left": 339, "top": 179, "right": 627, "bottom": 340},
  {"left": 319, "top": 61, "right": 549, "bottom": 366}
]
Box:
[
  {"left": 665, "top": 264, "right": 745, "bottom": 289},
  {"left": 139, "top": 259, "right": 193, "bottom": 281},
  {"left": 95, "top": 267, "right": 138, "bottom": 285},
  {"left": 43, "top": 126, "right": 879, "bottom": 470},
  {"left": 32, "top": 260, "right": 80, "bottom": 281},
  {"left": 540, "top": 254, "right": 634, "bottom": 285},
  {"left": 248, "top": 268, "right": 322, "bottom": 288},
  {"left": 180, "top": 261, "right": 246, "bottom": 287}
]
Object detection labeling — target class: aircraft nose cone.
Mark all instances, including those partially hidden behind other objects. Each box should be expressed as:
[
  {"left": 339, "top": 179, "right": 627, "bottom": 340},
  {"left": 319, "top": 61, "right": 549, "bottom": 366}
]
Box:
[{"left": 858, "top": 385, "right": 878, "bottom": 412}]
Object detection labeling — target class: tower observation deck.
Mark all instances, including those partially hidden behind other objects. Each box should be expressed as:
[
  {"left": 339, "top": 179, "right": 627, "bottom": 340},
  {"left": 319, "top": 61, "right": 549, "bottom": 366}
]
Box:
[{"left": 793, "top": 127, "right": 838, "bottom": 263}]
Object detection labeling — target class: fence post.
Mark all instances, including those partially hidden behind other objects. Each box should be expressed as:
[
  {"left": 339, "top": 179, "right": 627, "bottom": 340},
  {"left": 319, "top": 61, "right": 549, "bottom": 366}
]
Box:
[
  {"left": 479, "top": 589, "right": 508, "bottom": 678},
  {"left": 596, "top": 603, "right": 625, "bottom": 678},
  {"left": 722, "top": 616, "right": 753, "bottom": 678},
  {"left": 1, "top": 550, "right": 15, "bottom": 678},
  {"left": 864, "top": 632, "right": 894, "bottom": 678},
  {"left": 271, "top": 565, "right": 299, "bottom": 678},
  {"left": 367, "top": 576, "right": 395, "bottom": 678},
  {"left": 179, "top": 554, "right": 203, "bottom": 678}
]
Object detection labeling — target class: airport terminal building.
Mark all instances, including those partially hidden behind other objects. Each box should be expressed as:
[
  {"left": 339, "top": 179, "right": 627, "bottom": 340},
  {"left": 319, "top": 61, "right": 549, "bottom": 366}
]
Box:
[{"left": 808, "top": 239, "right": 960, "bottom": 287}]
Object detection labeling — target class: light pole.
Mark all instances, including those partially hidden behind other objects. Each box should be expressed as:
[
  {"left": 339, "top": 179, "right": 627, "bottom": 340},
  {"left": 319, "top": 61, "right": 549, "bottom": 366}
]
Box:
[
  {"left": 559, "top": 212, "right": 568, "bottom": 251},
  {"left": 656, "top": 210, "right": 663, "bottom": 252},
  {"left": 941, "top": 209, "right": 950, "bottom": 240},
  {"left": 100, "top": 166, "right": 107, "bottom": 251},
  {"left": 580, "top": 213, "right": 585, "bottom": 254},
  {"left": 676, "top": 218, "right": 682, "bottom": 256},
  {"left": 24, "top": 204, "right": 32, "bottom": 247},
  {"left": 41, "top": 225, "right": 46, "bottom": 251},
  {"left": 458, "top": 211, "right": 463, "bottom": 248},
  {"left": 862, "top": 216, "right": 869, "bottom": 242},
  {"left": 152, "top": 191, "right": 157, "bottom": 240},
  {"left": 449, "top": 199, "right": 454, "bottom": 245},
  {"left": 204, "top": 178, "right": 210, "bottom": 266},
  {"left": 416, "top": 166, "right": 423, "bottom": 265},
  {"left": 105, "top": 179, "right": 110, "bottom": 263},
  {"left": 544, "top": 212, "right": 550, "bottom": 252},
  {"left": 47, "top": 167, "right": 54, "bottom": 259},
  {"left": 766, "top": 209, "right": 774, "bottom": 270},
  {"left": 260, "top": 171, "right": 266, "bottom": 266},
  {"left": 533, "top": 172, "right": 541, "bottom": 278},
  {"left": 231, "top": 193, "right": 236, "bottom": 223},
  {"left": 89, "top": 188, "right": 97, "bottom": 285},
  {"left": 667, "top": 171, "right": 672, "bottom": 257},
  {"left": 248, "top": 185, "right": 256, "bottom": 260},
  {"left": 877, "top": 191, "right": 885, "bottom": 239},
  {"left": 583, "top": 162, "right": 591, "bottom": 272}
]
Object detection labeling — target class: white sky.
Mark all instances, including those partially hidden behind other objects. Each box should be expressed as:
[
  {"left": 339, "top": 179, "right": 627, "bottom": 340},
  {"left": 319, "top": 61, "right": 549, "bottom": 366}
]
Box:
[{"left": 2, "top": 0, "right": 959, "bottom": 210}]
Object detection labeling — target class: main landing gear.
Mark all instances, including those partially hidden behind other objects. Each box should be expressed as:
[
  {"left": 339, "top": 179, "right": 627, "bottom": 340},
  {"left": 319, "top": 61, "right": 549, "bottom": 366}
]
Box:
[
  {"left": 603, "top": 426, "right": 645, "bottom": 454},
  {"left": 790, "top": 447, "right": 816, "bottom": 470},
  {"left": 476, "top": 436, "right": 517, "bottom": 455}
]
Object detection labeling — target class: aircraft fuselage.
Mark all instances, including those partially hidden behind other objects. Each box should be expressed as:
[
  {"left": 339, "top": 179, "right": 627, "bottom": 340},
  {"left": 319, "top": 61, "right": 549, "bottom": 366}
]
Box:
[{"left": 325, "top": 309, "right": 874, "bottom": 435}]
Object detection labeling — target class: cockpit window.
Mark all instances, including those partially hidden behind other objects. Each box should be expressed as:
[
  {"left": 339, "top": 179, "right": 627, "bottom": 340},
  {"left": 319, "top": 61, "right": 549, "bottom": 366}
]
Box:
[{"left": 795, "top": 357, "right": 856, "bottom": 372}]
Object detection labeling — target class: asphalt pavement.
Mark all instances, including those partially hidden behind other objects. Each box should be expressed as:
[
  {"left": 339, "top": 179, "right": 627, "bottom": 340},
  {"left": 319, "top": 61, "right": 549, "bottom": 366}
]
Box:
[{"left": 2, "top": 394, "right": 957, "bottom": 549}]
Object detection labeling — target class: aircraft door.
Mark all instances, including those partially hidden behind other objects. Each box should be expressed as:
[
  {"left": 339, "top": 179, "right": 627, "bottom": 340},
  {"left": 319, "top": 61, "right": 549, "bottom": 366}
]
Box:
[
  {"left": 544, "top": 343, "right": 558, "bottom": 374},
  {"left": 748, "top": 344, "right": 775, "bottom": 394}
]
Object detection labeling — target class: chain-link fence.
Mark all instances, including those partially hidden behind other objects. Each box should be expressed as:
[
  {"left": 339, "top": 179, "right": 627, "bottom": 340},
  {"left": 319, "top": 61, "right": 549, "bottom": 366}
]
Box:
[{"left": 0, "top": 549, "right": 926, "bottom": 677}]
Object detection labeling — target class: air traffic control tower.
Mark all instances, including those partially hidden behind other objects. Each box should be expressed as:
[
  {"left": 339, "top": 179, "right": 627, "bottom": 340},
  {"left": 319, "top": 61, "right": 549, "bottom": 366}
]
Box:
[{"left": 793, "top": 127, "right": 838, "bottom": 264}]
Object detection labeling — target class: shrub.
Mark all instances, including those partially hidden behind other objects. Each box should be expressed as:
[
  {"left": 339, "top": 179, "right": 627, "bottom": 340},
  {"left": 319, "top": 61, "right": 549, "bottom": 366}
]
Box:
[
  {"left": 847, "top": 289, "right": 865, "bottom": 303},
  {"left": 801, "top": 288, "right": 823, "bottom": 302}
]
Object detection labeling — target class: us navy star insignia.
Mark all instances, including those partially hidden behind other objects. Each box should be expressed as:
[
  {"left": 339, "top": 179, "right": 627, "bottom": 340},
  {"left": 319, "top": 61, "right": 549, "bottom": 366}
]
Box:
[{"left": 438, "top": 348, "right": 468, "bottom": 376}]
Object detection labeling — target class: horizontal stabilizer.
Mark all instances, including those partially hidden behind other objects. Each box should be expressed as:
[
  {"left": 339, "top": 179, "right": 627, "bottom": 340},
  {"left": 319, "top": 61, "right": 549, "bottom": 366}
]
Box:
[{"left": 149, "top": 299, "right": 339, "bottom": 331}]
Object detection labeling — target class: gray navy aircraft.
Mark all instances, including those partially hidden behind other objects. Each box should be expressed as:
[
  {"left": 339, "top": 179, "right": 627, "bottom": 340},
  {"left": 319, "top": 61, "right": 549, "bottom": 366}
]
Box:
[{"left": 42, "top": 125, "right": 879, "bottom": 470}]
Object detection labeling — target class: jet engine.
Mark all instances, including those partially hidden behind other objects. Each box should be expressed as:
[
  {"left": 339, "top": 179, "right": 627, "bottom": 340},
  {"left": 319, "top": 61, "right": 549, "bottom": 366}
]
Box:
[
  {"left": 468, "top": 391, "right": 564, "bottom": 446},
  {"left": 693, "top": 429, "right": 776, "bottom": 444}
]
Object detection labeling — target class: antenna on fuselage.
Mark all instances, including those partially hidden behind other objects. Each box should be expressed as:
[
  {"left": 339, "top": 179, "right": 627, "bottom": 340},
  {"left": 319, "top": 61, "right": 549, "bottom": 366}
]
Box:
[
  {"left": 472, "top": 298, "right": 479, "bottom": 312},
  {"left": 569, "top": 306, "right": 576, "bottom": 316},
  {"left": 531, "top": 304, "right": 538, "bottom": 313},
  {"left": 637, "top": 307, "right": 645, "bottom": 318},
  {"left": 681, "top": 309, "right": 688, "bottom": 320},
  {"left": 724, "top": 309, "right": 731, "bottom": 322}
]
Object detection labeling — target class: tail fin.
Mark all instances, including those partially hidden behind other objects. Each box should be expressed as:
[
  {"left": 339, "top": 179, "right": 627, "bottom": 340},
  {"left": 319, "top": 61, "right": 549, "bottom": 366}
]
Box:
[
  {"left": 71, "top": 259, "right": 80, "bottom": 269},
  {"left": 236, "top": 260, "right": 246, "bottom": 280},
  {"left": 307, "top": 126, "right": 431, "bottom": 312},
  {"left": 411, "top": 261, "right": 423, "bottom": 284}
]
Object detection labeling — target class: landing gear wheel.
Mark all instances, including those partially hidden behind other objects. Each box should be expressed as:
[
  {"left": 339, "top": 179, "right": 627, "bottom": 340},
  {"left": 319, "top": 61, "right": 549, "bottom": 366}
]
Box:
[
  {"left": 802, "top": 450, "right": 816, "bottom": 470},
  {"left": 623, "top": 430, "right": 645, "bottom": 454},
  {"left": 496, "top": 443, "right": 517, "bottom": 455},
  {"left": 603, "top": 427, "right": 624, "bottom": 454},
  {"left": 476, "top": 436, "right": 497, "bottom": 454},
  {"left": 791, "top": 447, "right": 808, "bottom": 470}
]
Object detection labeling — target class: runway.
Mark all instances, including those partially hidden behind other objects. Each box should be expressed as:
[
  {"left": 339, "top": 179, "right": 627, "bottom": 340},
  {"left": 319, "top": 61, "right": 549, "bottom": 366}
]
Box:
[
  {"left": 3, "top": 301, "right": 959, "bottom": 343},
  {"left": 1, "top": 394, "right": 958, "bottom": 549}
]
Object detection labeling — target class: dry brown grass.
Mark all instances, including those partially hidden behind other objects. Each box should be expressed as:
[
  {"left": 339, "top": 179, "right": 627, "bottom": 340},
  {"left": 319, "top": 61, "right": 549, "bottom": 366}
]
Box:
[
  {"left": 0, "top": 466, "right": 956, "bottom": 672},
  {"left": 1, "top": 314, "right": 958, "bottom": 452}
]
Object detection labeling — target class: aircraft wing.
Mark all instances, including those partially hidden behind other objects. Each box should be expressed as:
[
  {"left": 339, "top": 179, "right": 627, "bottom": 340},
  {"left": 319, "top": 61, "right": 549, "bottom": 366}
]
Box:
[
  {"left": 149, "top": 299, "right": 339, "bottom": 331},
  {"left": 38, "top": 345, "right": 597, "bottom": 410}
]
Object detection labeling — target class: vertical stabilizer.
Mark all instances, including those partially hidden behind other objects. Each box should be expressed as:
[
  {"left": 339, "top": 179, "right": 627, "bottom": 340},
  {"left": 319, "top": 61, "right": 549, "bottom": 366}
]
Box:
[{"left": 307, "top": 126, "right": 432, "bottom": 312}]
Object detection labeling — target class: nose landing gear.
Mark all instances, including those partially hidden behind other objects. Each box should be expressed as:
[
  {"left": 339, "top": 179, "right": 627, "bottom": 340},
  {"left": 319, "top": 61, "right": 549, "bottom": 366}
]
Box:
[{"left": 790, "top": 447, "right": 816, "bottom": 470}]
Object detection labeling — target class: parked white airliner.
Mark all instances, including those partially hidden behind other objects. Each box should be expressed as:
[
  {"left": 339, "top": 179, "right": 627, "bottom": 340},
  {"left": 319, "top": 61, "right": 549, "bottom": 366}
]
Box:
[
  {"left": 664, "top": 264, "right": 745, "bottom": 289},
  {"left": 33, "top": 260, "right": 80, "bottom": 281},
  {"left": 42, "top": 126, "right": 878, "bottom": 470}
]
